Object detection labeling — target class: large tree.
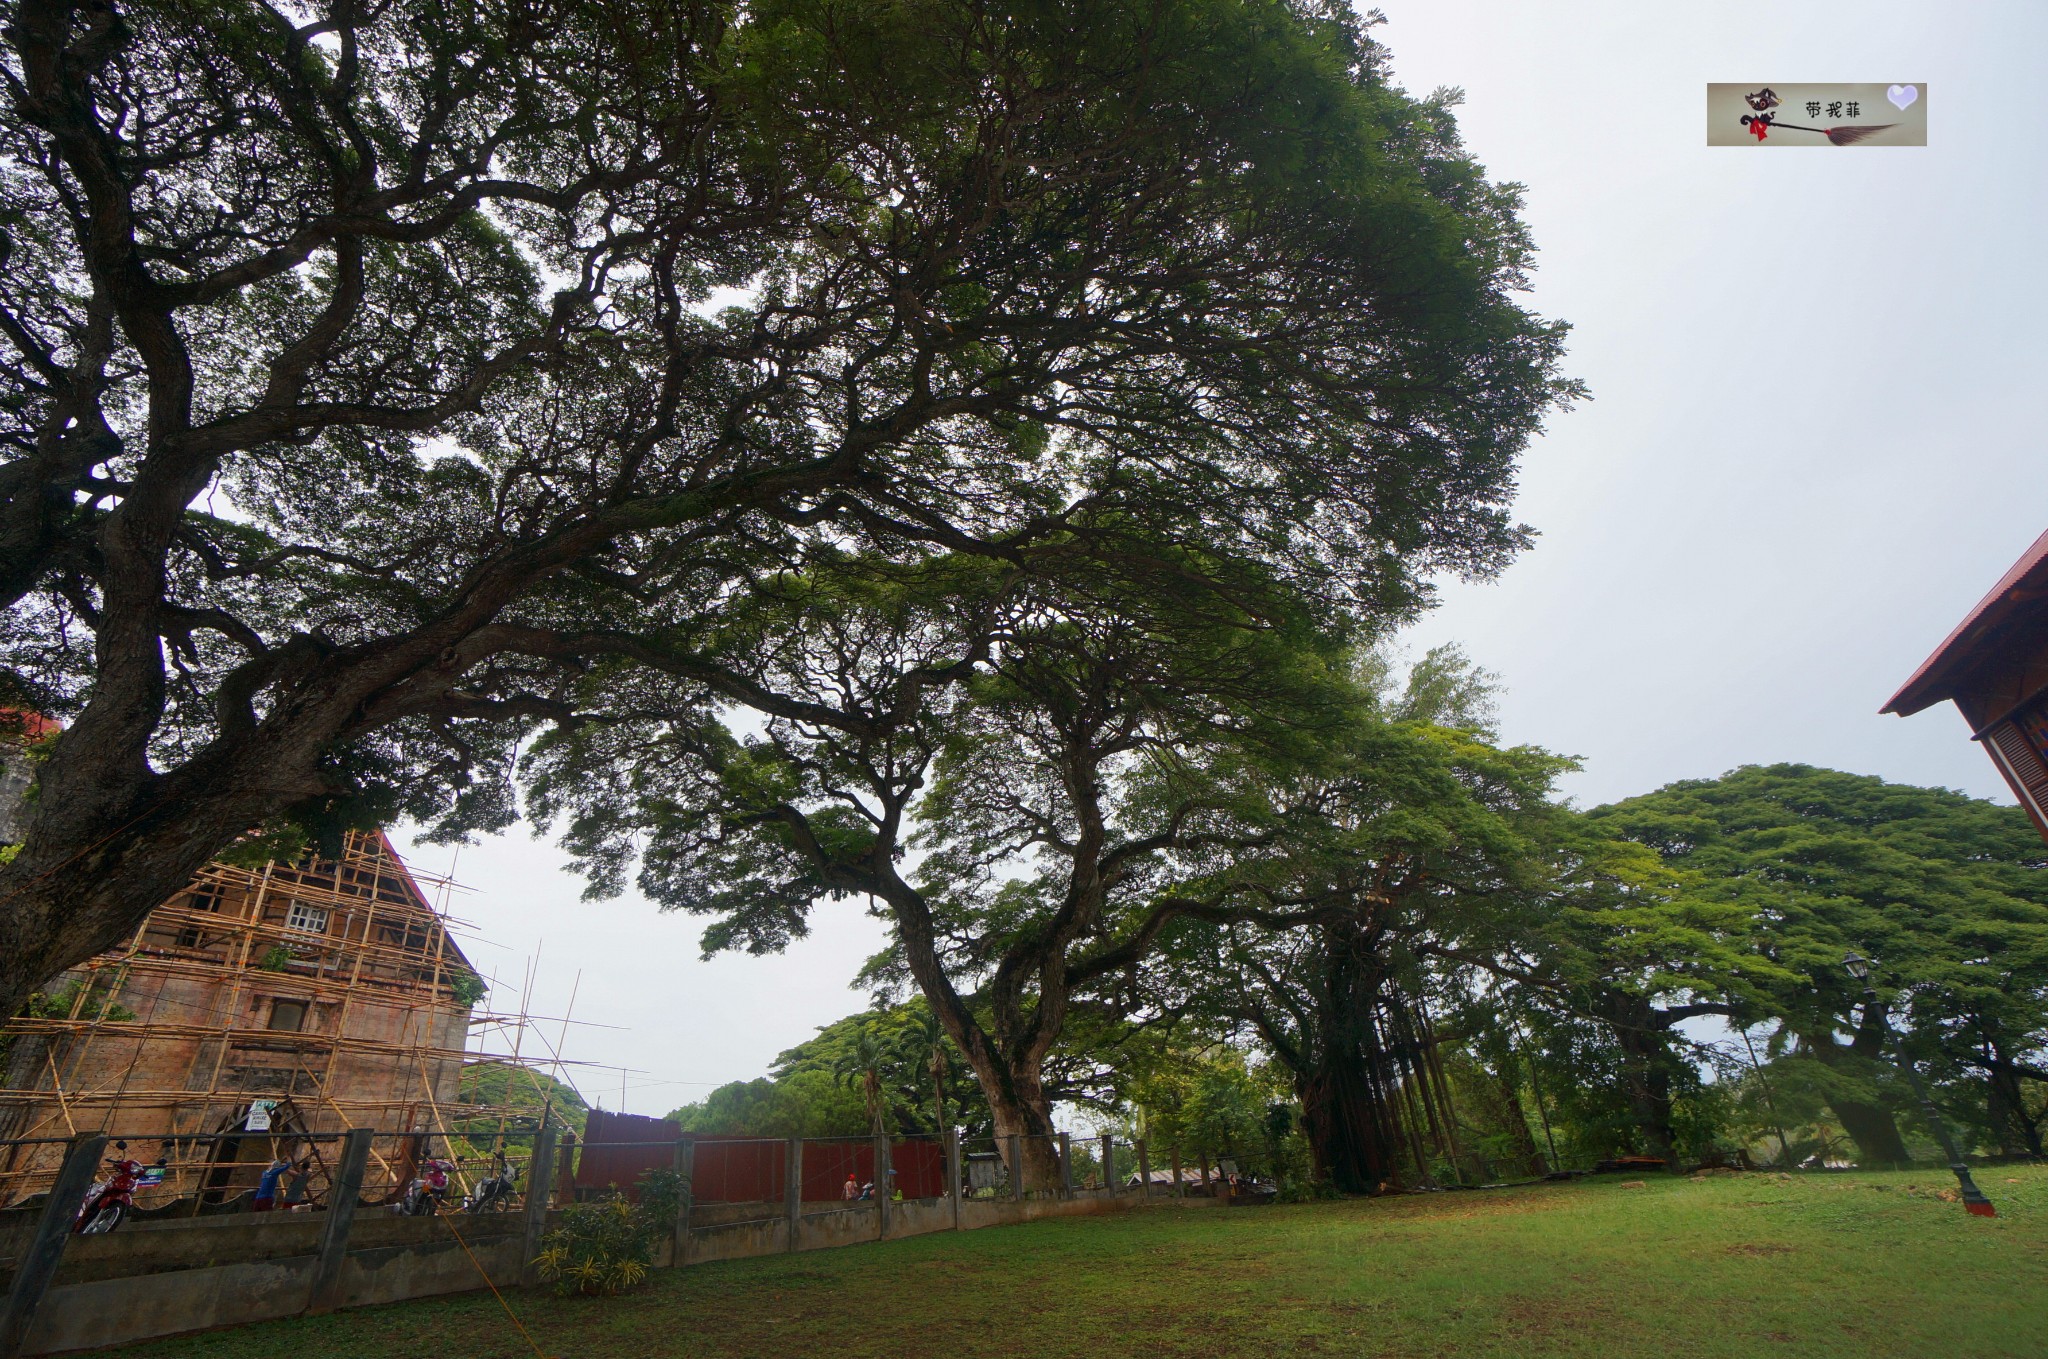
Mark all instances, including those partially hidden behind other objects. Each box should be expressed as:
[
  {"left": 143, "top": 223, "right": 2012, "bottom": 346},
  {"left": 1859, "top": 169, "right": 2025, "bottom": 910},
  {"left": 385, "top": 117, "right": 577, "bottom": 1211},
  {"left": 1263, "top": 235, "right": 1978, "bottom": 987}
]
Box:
[
  {"left": 1588, "top": 765, "right": 2048, "bottom": 1162},
  {"left": 1423, "top": 817, "right": 1780, "bottom": 1165},
  {"left": 0, "top": 0, "right": 1577, "bottom": 1018},
  {"left": 1133, "top": 648, "right": 1571, "bottom": 1191},
  {"left": 537, "top": 551, "right": 1357, "bottom": 1186}
]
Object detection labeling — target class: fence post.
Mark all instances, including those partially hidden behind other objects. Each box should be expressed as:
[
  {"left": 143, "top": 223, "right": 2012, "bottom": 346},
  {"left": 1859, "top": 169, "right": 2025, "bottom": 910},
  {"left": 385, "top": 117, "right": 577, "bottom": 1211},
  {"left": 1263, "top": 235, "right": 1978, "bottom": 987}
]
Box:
[
  {"left": 1, "top": 1134, "right": 105, "bottom": 1359},
  {"left": 670, "top": 1135, "right": 695, "bottom": 1268},
  {"left": 784, "top": 1137, "right": 803, "bottom": 1253},
  {"left": 1007, "top": 1134, "right": 1024, "bottom": 1203},
  {"left": 1136, "top": 1138, "right": 1151, "bottom": 1201},
  {"left": 1058, "top": 1132, "right": 1072, "bottom": 1199},
  {"left": 875, "top": 1135, "right": 892, "bottom": 1239},
  {"left": 554, "top": 1129, "right": 577, "bottom": 1206},
  {"left": 518, "top": 1126, "right": 557, "bottom": 1290},
  {"left": 945, "top": 1128, "right": 962, "bottom": 1229},
  {"left": 1101, "top": 1133, "right": 1115, "bottom": 1197},
  {"left": 306, "top": 1129, "right": 372, "bottom": 1315}
]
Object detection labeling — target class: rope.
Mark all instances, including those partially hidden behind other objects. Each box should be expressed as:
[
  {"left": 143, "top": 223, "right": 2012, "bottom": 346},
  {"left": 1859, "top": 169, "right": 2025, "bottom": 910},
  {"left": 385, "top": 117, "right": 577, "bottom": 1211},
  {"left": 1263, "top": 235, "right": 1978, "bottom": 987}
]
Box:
[{"left": 436, "top": 1207, "right": 552, "bottom": 1359}]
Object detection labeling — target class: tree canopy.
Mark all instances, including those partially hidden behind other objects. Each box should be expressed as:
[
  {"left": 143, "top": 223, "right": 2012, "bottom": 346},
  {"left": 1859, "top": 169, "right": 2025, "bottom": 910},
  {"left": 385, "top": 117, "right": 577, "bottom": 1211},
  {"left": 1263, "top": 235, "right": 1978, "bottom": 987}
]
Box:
[
  {"left": 1588, "top": 765, "right": 2048, "bottom": 1160},
  {"left": 0, "top": 0, "right": 1577, "bottom": 1021},
  {"left": 667, "top": 1000, "right": 988, "bottom": 1138}
]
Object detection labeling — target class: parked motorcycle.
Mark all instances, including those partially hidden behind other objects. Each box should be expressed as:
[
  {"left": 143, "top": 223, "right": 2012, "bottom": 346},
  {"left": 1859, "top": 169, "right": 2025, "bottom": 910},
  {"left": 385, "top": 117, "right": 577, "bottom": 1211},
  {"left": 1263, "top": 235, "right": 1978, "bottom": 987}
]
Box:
[
  {"left": 463, "top": 1154, "right": 519, "bottom": 1213},
  {"left": 396, "top": 1157, "right": 455, "bottom": 1216},
  {"left": 75, "top": 1141, "right": 171, "bottom": 1235}
]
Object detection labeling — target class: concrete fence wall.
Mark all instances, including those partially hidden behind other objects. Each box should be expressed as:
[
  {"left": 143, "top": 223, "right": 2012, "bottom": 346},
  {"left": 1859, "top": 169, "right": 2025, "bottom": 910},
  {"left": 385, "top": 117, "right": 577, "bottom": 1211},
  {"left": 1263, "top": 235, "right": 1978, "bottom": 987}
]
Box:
[
  {"left": 0, "top": 1132, "right": 1220, "bottom": 1356},
  {"left": 13, "top": 1213, "right": 528, "bottom": 1354}
]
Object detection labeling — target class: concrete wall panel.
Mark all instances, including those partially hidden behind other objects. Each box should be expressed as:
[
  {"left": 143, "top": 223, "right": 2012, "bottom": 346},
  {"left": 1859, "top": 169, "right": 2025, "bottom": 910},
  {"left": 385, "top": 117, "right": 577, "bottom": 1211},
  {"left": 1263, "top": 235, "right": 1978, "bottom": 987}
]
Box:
[
  {"left": 887, "top": 1198, "right": 952, "bottom": 1239},
  {"left": 26, "top": 1254, "right": 316, "bottom": 1354},
  {"left": 19, "top": 1181, "right": 1150, "bottom": 1353}
]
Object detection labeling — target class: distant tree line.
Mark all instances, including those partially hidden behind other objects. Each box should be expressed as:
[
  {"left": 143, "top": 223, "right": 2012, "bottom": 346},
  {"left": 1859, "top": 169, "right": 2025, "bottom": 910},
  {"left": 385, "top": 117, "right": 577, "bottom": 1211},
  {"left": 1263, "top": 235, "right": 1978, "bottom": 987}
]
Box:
[{"left": 666, "top": 644, "right": 2048, "bottom": 1188}]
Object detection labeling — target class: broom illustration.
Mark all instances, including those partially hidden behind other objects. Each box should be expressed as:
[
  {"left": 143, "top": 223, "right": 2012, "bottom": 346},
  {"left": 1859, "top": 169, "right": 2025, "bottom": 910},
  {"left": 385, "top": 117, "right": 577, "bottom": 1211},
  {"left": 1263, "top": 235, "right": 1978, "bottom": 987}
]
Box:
[{"left": 1740, "top": 114, "right": 1896, "bottom": 145}]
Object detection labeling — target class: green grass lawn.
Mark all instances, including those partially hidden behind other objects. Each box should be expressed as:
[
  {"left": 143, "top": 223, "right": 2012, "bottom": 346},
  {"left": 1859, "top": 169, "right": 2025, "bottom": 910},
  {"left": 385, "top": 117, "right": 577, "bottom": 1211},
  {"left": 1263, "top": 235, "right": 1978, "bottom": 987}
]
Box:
[{"left": 115, "top": 1163, "right": 2048, "bottom": 1359}]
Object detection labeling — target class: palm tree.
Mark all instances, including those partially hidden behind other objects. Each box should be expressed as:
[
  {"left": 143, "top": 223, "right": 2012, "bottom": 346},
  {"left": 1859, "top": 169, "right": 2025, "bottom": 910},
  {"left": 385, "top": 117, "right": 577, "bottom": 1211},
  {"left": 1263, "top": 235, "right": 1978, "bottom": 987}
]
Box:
[
  {"left": 895, "top": 1009, "right": 955, "bottom": 1138},
  {"left": 832, "top": 1025, "right": 892, "bottom": 1136}
]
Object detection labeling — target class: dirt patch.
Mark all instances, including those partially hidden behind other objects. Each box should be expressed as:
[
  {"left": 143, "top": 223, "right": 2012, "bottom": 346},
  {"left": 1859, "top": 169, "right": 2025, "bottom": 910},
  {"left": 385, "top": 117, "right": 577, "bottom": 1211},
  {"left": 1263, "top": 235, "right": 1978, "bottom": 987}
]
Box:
[{"left": 1497, "top": 1294, "right": 1634, "bottom": 1342}]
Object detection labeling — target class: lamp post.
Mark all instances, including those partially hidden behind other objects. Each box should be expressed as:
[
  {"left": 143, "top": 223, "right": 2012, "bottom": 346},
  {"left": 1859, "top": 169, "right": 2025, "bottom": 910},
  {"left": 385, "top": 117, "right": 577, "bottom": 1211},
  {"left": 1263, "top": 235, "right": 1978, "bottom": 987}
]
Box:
[{"left": 1841, "top": 951, "right": 1994, "bottom": 1217}]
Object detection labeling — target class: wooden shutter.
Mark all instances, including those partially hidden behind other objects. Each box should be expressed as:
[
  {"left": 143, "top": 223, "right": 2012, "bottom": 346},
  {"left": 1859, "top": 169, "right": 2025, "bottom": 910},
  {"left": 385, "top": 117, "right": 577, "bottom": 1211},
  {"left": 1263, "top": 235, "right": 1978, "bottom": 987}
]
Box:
[{"left": 1983, "top": 719, "right": 2048, "bottom": 832}]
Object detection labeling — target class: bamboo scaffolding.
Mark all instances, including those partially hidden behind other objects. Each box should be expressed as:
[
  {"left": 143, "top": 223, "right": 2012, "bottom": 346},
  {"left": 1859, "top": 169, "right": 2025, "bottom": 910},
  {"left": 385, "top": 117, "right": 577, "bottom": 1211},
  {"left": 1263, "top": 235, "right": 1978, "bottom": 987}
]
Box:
[{"left": 0, "top": 830, "right": 571, "bottom": 1208}]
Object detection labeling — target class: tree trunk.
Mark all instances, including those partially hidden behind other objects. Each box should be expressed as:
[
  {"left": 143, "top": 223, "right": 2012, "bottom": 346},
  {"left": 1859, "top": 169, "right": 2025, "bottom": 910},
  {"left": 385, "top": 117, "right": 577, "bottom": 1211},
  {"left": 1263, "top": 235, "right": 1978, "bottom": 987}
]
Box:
[
  {"left": 0, "top": 761, "right": 295, "bottom": 1022},
  {"left": 1831, "top": 1096, "right": 1911, "bottom": 1166},
  {"left": 1983, "top": 1068, "right": 2038, "bottom": 1158},
  {"left": 1601, "top": 993, "right": 1678, "bottom": 1165},
  {"left": 864, "top": 1070, "right": 886, "bottom": 1137},
  {"left": 1798, "top": 1030, "right": 1910, "bottom": 1166},
  {"left": 1296, "top": 1056, "right": 1402, "bottom": 1194},
  {"left": 1489, "top": 1066, "right": 1548, "bottom": 1176},
  {"left": 1982, "top": 1042, "right": 2046, "bottom": 1159},
  {"left": 1280, "top": 921, "right": 1407, "bottom": 1193},
  {"left": 981, "top": 1078, "right": 1062, "bottom": 1191}
]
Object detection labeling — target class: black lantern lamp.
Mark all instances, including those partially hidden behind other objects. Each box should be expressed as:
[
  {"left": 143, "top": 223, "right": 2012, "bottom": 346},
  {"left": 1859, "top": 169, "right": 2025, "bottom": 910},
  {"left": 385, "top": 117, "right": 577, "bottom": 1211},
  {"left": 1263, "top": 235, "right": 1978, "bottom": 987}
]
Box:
[{"left": 1841, "top": 952, "right": 1994, "bottom": 1217}]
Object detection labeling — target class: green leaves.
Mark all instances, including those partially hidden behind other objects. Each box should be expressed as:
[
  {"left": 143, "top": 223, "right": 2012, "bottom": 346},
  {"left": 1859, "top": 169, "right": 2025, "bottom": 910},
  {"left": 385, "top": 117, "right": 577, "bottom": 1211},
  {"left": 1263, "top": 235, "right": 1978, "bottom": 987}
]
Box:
[
  {"left": 3, "top": 0, "right": 1587, "bottom": 1143},
  {"left": 1588, "top": 764, "right": 2048, "bottom": 1156},
  {"left": 1589, "top": 765, "right": 2048, "bottom": 1033}
]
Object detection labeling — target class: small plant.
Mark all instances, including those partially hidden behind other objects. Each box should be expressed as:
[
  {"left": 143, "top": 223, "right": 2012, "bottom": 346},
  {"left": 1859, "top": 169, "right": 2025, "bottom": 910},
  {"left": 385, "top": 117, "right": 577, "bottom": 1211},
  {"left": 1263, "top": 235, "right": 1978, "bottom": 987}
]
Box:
[
  {"left": 636, "top": 1167, "right": 686, "bottom": 1225},
  {"left": 0, "top": 974, "right": 135, "bottom": 1067},
  {"left": 533, "top": 1168, "right": 682, "bottom": 1298},
  {"left": 534, "top": 1199, "right": 652, "bottom": 1297},
  {"left": 447, "top": 969, "right": 487, "bottom": 1008},
  {"left": 257, "top": 945, "right": 293, "bottom": 972},
  {"left": 1275, "top": 1177, "right": 1345, "bottom": 1204}
]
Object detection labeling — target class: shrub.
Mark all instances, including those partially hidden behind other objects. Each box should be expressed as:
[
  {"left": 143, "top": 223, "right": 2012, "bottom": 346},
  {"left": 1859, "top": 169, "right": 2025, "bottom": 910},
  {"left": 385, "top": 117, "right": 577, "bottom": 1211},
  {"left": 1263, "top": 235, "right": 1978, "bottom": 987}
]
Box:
[
  {"left": 1275, "top": 1177, "right": 1345, "bottom": 1204},
  {"left": 447, "top": 969, "right": 487, "bottom": 1008},
  {"left": 533, "top": 1199, "right": 652, "bottom": 1297},
  {"left": 532, "top": 1168, "right": 685, "bottom": 1298}
]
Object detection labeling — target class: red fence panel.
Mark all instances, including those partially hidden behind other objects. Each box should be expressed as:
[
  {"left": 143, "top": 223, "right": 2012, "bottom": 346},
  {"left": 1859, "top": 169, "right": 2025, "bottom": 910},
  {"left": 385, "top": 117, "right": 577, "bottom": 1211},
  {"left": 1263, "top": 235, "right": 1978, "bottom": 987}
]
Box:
[
  {"left": 800, "top": 1139, "right": 869, "bottom": 1201},
  {"left": 691, "top": 1138, "right": 785, "bottom": 1204},
  {"left": 574, "top": 1125, "right": 952, "bottom": 1205},
  {"left": 892, "top": 1140, "right": 947, "bottom": 1199},
  {"left": 792, "top": 1139, "right": 947, "bottom": 1200},
  {"left": 575, "top": 1110, "right": 678, "bottom": 1200}
]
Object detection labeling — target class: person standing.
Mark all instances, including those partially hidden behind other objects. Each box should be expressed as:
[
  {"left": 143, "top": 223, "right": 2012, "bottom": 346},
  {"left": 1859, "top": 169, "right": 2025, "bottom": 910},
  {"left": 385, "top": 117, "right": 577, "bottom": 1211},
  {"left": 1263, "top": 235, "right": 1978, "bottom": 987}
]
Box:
[
  {"left": 281, "top": 1159, "right": 314, "bottom": 1210},
  {"left": 252, "top": 1157, "right": 290, "bottom": 1212}
]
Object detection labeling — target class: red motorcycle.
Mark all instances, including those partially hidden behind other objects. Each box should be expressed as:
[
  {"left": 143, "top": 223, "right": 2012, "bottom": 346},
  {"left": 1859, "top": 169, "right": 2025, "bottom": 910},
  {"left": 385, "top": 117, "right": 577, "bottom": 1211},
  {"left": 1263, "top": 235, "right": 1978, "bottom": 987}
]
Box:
[{"left": 75, "top": 1141, "right": 170, "bottom": 1235}]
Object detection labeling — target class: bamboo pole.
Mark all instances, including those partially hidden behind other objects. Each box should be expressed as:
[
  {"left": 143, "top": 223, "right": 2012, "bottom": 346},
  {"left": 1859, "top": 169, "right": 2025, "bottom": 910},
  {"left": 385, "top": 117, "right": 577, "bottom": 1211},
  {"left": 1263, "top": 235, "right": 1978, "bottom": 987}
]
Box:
[{"left": 0, "top": 834, "right": 563, "bottom": 1208}]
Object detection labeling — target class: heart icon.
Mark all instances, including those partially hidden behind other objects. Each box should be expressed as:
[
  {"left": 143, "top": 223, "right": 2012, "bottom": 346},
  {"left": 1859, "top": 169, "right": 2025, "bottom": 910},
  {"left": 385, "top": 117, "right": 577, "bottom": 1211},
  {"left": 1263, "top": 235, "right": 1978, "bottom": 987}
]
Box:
[{"left": 1887, "top": 84, "right": 1918, "bottom": 111}]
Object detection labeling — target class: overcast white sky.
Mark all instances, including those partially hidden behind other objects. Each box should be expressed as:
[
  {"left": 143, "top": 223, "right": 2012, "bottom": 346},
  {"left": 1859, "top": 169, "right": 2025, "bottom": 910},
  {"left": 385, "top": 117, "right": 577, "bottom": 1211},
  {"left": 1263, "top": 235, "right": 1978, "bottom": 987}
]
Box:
[{"left": 394, "top": 0, "right": 2048, "bottom": 1117}]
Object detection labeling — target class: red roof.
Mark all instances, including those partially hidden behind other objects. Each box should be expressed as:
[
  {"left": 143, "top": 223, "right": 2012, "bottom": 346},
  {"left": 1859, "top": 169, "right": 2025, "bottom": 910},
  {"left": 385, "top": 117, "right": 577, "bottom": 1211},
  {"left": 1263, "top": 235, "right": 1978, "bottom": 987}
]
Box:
[
  {"left": 1884, "top": 525, "right": 2048, "bottom": 717},
  {"left": 0, "top": 709, "right": 58, "bottom": 742}
]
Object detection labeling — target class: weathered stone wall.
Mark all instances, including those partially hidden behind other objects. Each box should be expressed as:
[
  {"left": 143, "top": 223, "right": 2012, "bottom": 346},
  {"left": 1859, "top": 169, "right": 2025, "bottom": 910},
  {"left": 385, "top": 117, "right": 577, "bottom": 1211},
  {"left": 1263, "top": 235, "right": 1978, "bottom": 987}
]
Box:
[{"left": 0, "top": 744, "right": 32, "bottom": 845}]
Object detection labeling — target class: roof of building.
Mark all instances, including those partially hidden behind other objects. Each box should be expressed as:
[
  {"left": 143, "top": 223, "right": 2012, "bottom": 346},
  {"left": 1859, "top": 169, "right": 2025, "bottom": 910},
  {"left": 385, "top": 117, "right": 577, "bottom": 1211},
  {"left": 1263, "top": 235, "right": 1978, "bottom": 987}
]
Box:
[
  {"left": 0, "top": 708, "right": 59, "bottom": 741},
  {"left": 1883, "top": 525, "right": 2048, "bottom": 718}
]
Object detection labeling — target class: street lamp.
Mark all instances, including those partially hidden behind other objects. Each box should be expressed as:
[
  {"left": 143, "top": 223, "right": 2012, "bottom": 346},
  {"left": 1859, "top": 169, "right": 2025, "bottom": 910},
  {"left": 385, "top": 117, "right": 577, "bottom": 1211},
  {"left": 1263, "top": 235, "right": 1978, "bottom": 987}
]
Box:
[{"left": 1841, "top": 952, "right": 1994, "bottom": 1217}]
